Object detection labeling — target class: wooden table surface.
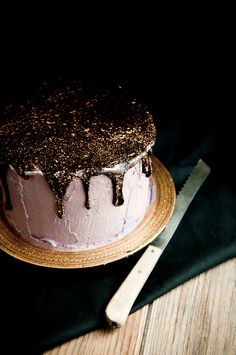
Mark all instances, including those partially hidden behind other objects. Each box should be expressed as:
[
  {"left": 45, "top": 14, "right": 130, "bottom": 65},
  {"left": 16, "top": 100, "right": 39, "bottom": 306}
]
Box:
[{"left": 43, "top": 258, "right": 236, "bottom": 355}]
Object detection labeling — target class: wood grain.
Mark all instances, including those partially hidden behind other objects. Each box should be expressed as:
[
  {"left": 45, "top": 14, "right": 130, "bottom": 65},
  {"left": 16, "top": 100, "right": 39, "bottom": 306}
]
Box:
[{"left": 43, "top": 258, "right": 236, "bottom": 355}]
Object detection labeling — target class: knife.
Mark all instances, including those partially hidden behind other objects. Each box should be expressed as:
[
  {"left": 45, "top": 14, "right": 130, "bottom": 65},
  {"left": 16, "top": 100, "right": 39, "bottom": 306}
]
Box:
[{"left": 105, "top": 159, "right": 210, "bottom": 328}]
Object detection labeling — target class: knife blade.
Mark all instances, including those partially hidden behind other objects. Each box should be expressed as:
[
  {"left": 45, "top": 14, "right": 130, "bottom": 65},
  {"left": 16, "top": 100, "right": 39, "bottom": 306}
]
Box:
[{"left": 105, "top": 159, "right": 210, "bottom": 328}]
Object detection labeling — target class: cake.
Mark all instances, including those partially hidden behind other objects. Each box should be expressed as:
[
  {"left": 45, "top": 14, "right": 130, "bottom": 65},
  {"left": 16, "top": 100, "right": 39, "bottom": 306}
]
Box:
[{"left": 0, "top": 80, "right": 157, "bottom": 251}]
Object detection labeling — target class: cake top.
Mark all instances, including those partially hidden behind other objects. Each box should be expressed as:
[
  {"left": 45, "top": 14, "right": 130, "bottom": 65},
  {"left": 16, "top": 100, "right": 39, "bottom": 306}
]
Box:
[{"left": 0, "top": 79, "right": 156, "bottom": 216}]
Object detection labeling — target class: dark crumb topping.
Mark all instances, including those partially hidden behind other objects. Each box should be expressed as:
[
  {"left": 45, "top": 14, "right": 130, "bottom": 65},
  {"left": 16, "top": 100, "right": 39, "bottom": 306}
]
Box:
[{"left": 0, "top": 79, "right": 156, "bottom": 217}]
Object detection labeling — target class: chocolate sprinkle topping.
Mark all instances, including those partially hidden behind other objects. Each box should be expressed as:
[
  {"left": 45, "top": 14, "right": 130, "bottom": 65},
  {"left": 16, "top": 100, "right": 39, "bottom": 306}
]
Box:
[{"left": 0, "top": 79, "right": 156, "bottom": 217}]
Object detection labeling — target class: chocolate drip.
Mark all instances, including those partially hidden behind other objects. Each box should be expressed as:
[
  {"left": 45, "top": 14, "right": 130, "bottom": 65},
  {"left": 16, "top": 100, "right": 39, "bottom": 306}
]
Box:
[
  {"left": 56, "top": 196, "right": 64, "bottom": 219},
  {"left": 142, "top": 152, "right": 152, "bottom": 177},
  {"left": 0, "top": 163, "right": 13, "bottom": 210},
  {"left": 0, "top": 155, "right": 152, "bottom": 218},
  {"left": 80, "top": 175, "right": 91, "bottom": 210},
  {"left": 110, "top": 174, "right": 125, "bottom": 206},
  {"left": 45, "top": 175, "right": 73, "bottom": 219},
  {"left": 0, "top": 80, "right": 156, "bottom": 218}
]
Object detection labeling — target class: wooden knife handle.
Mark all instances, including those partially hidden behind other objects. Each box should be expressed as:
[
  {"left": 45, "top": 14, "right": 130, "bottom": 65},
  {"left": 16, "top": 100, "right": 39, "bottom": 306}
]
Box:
[{"left": 105, "top": 245, "right": 162, "bottom": 328}]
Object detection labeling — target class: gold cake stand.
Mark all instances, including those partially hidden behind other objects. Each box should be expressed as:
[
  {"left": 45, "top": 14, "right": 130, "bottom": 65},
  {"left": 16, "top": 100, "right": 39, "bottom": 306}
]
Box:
[{"left": 0, "top": 157, "right": 176, "bottom": 268}]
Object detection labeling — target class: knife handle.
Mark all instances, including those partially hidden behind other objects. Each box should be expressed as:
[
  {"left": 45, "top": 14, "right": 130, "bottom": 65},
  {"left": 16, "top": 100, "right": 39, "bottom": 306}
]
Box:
[{"left": 105, "top": 245, "right": 162, "bottom": 328}]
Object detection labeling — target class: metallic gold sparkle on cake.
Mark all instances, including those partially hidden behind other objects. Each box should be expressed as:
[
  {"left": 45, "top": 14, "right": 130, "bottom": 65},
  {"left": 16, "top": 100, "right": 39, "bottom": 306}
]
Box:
[{"left": 0, "top": 79, "right": 156, "bottom": 217}]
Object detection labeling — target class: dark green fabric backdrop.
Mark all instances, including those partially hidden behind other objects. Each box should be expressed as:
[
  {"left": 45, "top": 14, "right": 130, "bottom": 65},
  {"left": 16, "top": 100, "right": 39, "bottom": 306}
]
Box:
[{"left": 0, "top": 79, "right": 235, "bottom": 354}]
